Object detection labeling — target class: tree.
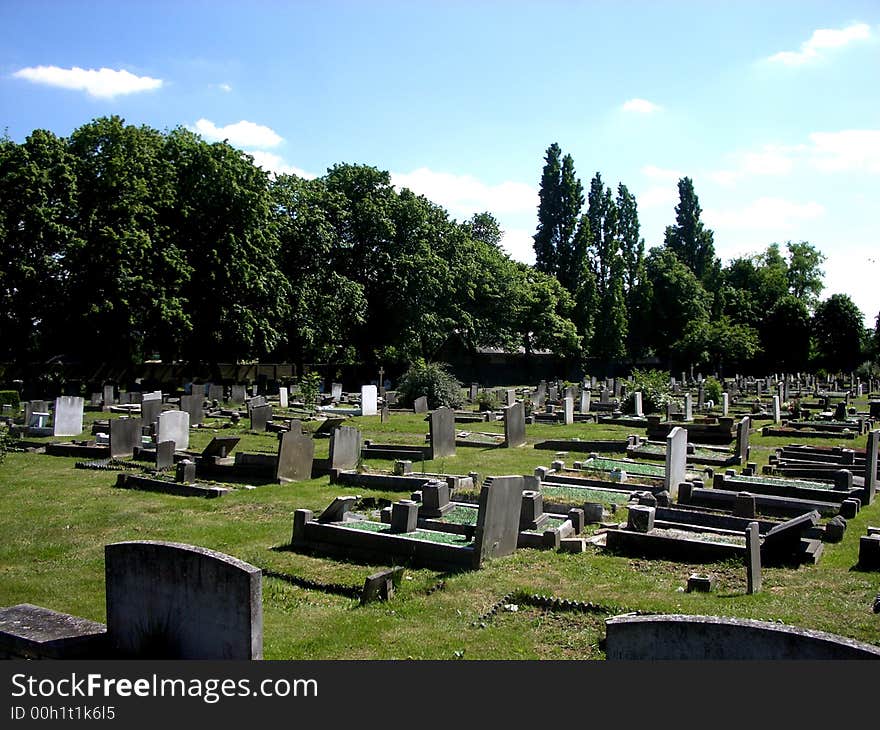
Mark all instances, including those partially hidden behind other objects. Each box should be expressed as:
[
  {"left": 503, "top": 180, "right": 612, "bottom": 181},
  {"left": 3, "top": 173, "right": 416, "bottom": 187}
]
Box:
[
  {"left": 785, "top": 240, "right": 826, "bottom": 309},
  {"left": 664, "top": 177, "right": 719, "bottom": 286},
  {"left": 676, "top": 316, "right": 760, "bottom": 373},
  {"left": 463, "top": 211, "right": 503, "bottom": 248},
  {"left": 761, "top": 295, "right": 812, "bottom": 371},
  {"left": 812, "top": 294, "right": 865, "bottom": 372},
  {"left": 533, "top": 143, "right": 563, "bottom": 275},
  {"left": 554, "top": 153, "right": 585, "bottom": 292}
]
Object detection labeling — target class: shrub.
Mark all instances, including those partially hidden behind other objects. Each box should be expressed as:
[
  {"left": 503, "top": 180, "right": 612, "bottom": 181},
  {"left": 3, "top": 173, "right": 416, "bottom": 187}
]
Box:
[
  {"left": 623, "top": 368, "right": 674, "bottom": 415},
  {"left": 476, "top": 389, "right": 500, "bottom": 412},
  {"left": 703, "top": 376, "right": 723, "bottom": 405},
  {"left": 297, "top": 371, "right": 322, "bottom": 411},
  {"left": 0, "top": 390, "right": 20, "bottom": 414},
  {"left": 396, "top": 360, "right": 464, "bottom": 409}
]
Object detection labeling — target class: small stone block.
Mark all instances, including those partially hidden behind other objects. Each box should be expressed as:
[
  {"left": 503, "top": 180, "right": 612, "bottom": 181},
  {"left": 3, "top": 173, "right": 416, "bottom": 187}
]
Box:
[
  {"left": 858, "top": 535, "right": 880, "bottom": 570},
  {"left": 390, "top": 500, "right": 419, "bottom": 534},
  {"left": 175, "top": 460, "right": 196, "bottom": 484},
  {"left": 824, "top": 515, "right": 847, "bottom": 543},
  {"left": 686, "top": 574, "right": 715, "bottom": 593},
  {"left": 734, "top": 491, "right": 757, "bottom": 518},
  {"left": 568, "top": 508, "right": 585, "bottom": 534},
  {"left": 559, "top": 538, "right": 587, "bottom": 553},
  {"left": 393, "top": 460, "right": 413, "bottom": 476},
  {"left": 627, "top": 505, "right": 655, "bottom": 533},
  {"left": 840, "top": 499, "right": 859, "bottom": 519}
]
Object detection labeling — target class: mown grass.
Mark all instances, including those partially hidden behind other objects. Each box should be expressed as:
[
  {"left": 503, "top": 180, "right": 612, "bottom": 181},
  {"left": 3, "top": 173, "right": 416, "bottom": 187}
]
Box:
[{"left": 1, "top": 402, "right": 878, "bottom": 659}]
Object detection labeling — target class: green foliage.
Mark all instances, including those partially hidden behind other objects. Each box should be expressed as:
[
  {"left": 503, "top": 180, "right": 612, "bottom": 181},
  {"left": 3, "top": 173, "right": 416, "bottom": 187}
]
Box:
[
  {"left": 812, "top": 294, "right": 865, "bottom": 373},
  {"left": 0, "top": 390, "right": 20, "bottom": 413},
  {"left": 624, "top": 368, "right": 674, "bottom": 414},
  {"left": 395, "top": 360, "right": 464, "bottom": 409},
  {"left": 476, "top": 389, "right": 501, "bottom": 411},
  {"left": 0, "top": 421, "right": 10, "bottom": 464},
  {"left": 663, "top": 177, "right": 719, "bottom": 286},
  {"left": 703, "top": 376, "right": 723, "bottom": 405},
  {"left": 297, "top": 371, "right": 322, "bottom": 412}
]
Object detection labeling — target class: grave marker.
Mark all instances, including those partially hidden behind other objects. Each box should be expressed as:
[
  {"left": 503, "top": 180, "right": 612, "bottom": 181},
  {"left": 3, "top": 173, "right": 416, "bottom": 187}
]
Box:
[
  {"left": 429, "top": 406, "right": 456, "bottom": 458},
  {"left": 110, "top": 418, "right": 142, "bottom": 459},
  {"left": 276, "top": 429, "right": 315, "bottom": 482},
  {"left": 157, "top": 410, "right": 190, "bottom": 451},
  {"left": 52, "top": 396, "right": 84, "bottom": 437},
  {"left": 503, "top": 401, "right": 526, "bottom": 448},
  {"left": 361, "top": 385, "right": 378, "bottom": 416},
  {"left": 665, "top": 426, "right": 687, "bottom": 497}
]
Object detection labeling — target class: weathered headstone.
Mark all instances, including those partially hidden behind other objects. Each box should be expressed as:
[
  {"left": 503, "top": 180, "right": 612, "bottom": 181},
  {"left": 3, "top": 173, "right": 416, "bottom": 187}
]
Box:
[
  {"left": 627, "top": 505, "right": 655, "bottom": 533},
  {"left": 105, "top": 541, "right": 262, "bottom": 659},
  {"left": 109, "top": 418, "right": 142, "bottom": 459},
  {"left": 52, "top": 396, "right": 84, "bottom": 437},
  {"left": 864, "top": 429, "right": 878, "bottom": 505},
  {"left": 141, "top": 398, "right": 162, "bottom": 431},
  {"left": 229, "top": 385, "right": 247, "bottom": 405},
  {"left": 390, "top": 500, "right": 419, "bottom": 534},
  {"left": 746, "top": 522, "right": 762, "bottom": 594},
  {"left": 722, "top": 392, "right": 729, "bottom": 416},
  {"left": 157, "top": 410, "right": 190, "bottom": 451},
  {"left": 278, "top": 387, "right": 289, "bottom": 409},
  {"left": 249, "top": 404, "right": 272, "bottom": 433},
  {"left": 179, "top": 394, "right": 203, "bottom": 426},
  {"left": 474, "top": 475, "right": 525, "bottom": 564},
  {"left": 103, "top": 385, "right": 115, "bottom": 406},
  {"left": 736, "top": 416, "right": 751, "bottom": 464},
  {"left": 428, "top": 406, "right": 456, "bottom": 459},
  {"left": 328, "top": 426, "right": 362, "bottom": 470},
  {"left": 413, "top": 395, "right": 429, "bottom": 413},
  {"left": 208, "top": 384, "right": 224, "bottom": 403},
  {"left": 579, "top": 389, "right": 591, "bottom": 413},
  {"left": 276, "top": 429, "right": 315, "bottom": 482},
  {"left": 156, "top": 440, "right": 175, "bottom": 470},
  {"left": 503, "top": 401, "right": 526, "bottom": 448},
  {"left": 633, "top": 391, "right": 643, "bottom": 418},
  {"left": 664, "top": 426, "right": 687, "bottom": 497},
  {"left": 361, "top": 385, "right": 378, "bottom": 416},
  {"left": 683, "top": 393, "right": 693, "bottom": 421},
  {"left": 331, "top": 383, "right": 343, "bottom": 401},
  {"left": 772, "top": 395, "right": 781, "bottom": 425},
  {"left": 562, "top": 396, "right": 574, "bottom": 425}
]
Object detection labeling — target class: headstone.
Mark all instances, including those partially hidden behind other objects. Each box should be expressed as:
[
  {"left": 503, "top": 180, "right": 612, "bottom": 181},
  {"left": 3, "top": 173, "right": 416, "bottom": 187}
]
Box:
[
  {"left": 390, "top": 500, "right": 419, "bottom": 534},
  {"left": 746, "top": 522, "right": 762, "bottom": 594},
  {"left": 317, "top": 496, "right": 356, "bottom": 523},
  {"left": 734, "top": 492, "right": 756, "bottom": 518},
  {"left": 772, "top": 395, "right": 781, "bottom": 425},
  {"left": 157, "top": 410, "right": 190, "bottom": 451},
  {"left": 201, "top": 436, "right": 240, "bottom": 459},
  {"left": 328, "top": 426, "right": 362, "bottom": 470},
  {"left": 249, "top": 404, "right": 272, "bottom": 433},
  {"left": 276, "top": 429, "right": 315, "bottom": 482},
  {"left": 474, "top": 475, "right": 525, "bottom": 564},
  {"left": 331, "top": 383, "right": 343, "bottom": 401},
  {"left": 141, "top": 399, "right": 162, "bottom": 431},
  {"left": 722, "top": 392, "right": 729, "bottom": 417},
  {"left": 105, "top": 541, "right": 262, "bottom": 659},
  {"left": 865, "top": 429, "right": 879, "bottom": 504},
  {"left": 175, "top": 460, "right": 196, "bottom": 484},
  {"left": 428, "top": 406, "right": 456, "bottom": 458},
  {"left": 103, "top": 385, "right": 115, "bottom": 406},
  {"left": 505, "top": 389, "right": 516, "bottom": 406},
  {"left": 156, "top": 440, "right": 175, "bottom": 470},
  {"left": 52, "top": 396, "right": 84, "bottom": 437},
  {"left": 469, "top": 383, "right": 479, "bottom": 402},
  {"left": 278, "top": 387, "right": 289, "bottom": 409},
  {"left": 600, "top": 389, "right": 609, "bottom": 404},
  {"left": 665, "top": 426, "right": 687, "bottom": 496},
  {"left": 89, "top": 392, "right": 102, "bottom": 407},
  {"left": 208, "top": 384, "right": 224, "bottom": 403},
  {"left": 413, "top": 395, "right": 429, "bottom": 413},
  {"left": 503, "top": 401, "right": 526, "bottom": 448},
  {"left": 579, "top": 389, "right": 591, "bottom": 413},
  {"left": 420, "top": 480, "right": 452, "bottom": 518},
  {"left": 736, "top": 417, "right": 751, "bottom": 464},
  {"left": 361, "top": 385, "right": 378, "bottom": 416},
  {"left": 627, "top": 505, "right": 655, "bottom": 533},
  {"left": 633, "top": 391, "right": 643, "bottom": 418},
  {"left": 179, "top": 394, "right": 203, "bottom": 426},
  {"left": 109, "top": 418, "right": 142, "bottom": 459},
  {"left": 562, "top": 396, "right": 574, "bottom": 425},
  {"left": 548, "top": 385, "right": 558, "bottom": 402},
  {"left": 229, "top": 385, "right": 247, "bottom": 405},
  {"left": 683, "top": 393, "right": 693, "bottom": 421},
  {"left": 142, "top": 390, "right": 163, "bottom": 402}
]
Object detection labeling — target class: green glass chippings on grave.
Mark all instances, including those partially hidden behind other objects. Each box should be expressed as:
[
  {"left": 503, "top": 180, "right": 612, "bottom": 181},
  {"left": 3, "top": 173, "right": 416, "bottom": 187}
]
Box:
[
  {"left": 540, "top": 484, "right": 631, "bottom": 506},
  {"left": 339, "top": 519, "right": 474, "bottom": 546},
  {"left": 726, "top": 474, "right": 838, "bottom": 491}
]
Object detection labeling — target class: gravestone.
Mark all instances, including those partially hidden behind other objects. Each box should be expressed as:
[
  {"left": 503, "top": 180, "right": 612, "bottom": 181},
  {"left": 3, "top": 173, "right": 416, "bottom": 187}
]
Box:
[
  {"left": 600, "top": 389, "right": 609, "bottom": 404},
  {"left": 722, "top": 392, "right": 729, "bottom": 416},
  {"left": 201, "top": 436, "right": 240, "bottom": 459},
  {"left": 179, "top": 394, "right": 203, "bottom": 426},
  {"left": 697, "top": 383, "right": 705, "bottom": 409},
  {"left": 119, "top": 391, "right": 132, "bottom": 406},
  {"left": 683, "top": 393, "right": 693, "bottom": 421},
  {"left": 746, "top": 522, "right": 762, "bottom": 594},
  {"left": 503, "top": 401, "right": 526, "bottom": 448},
  {"left": 413, "top": 396, "right": 429, "bottom": 414},
  {"left": 157, "top": 410, "right": 190, "bottom": 451},
  {"left": 276, "top": 429, "right": 314, "bottom": 482},
  {"left": 328, "top": 426, "right": 362, "bottom": 470},
  {"left": 865, "top": 429, "right": 879, "bottom": 504},
  {"left": 156, "top": 440, "right": 175, "bottom": 470},
  {"left": 208, "top": 384, "right": 224, "bottom": 403},
  {"left": 428, "top": 406, "right": 456, "bottom": 459},
  {"left": 390, "top": 501, "right": 419, "bottom": 534},
  {"left": 143, "top": 390, "right": 162, "bottom": 402},
  {"left": 548, "top": 385, "right": 558, "bottom": 402},
  {"left": 420, "top": 480, "right": 453, "bottom": 518},
  {"left": 229, "top": 385, "right": 247, "bottom": 405},
  {"left": 361, "top": 385, "right": 378, "bottom": 416},
  {"left": 103, "top": 385, "right": 115, "bottom": 406},
  {"left": 736, "top": 417, "right": 751, "bottom": 464},
  {"left": 664, "top": 426, "right": 687, "bottom": 496},
  {"left": 141, "top": 399, "right": 162, "bottom": 431},
  {"left": 249, "top": 404, "right": 272, "bottom": 433},
  {"left": 772, "top": 395, "right": 781, "bottom": 424},
  {"left": 469, "top": 383, "right": 479, "bottom": 402},
  {"left": 105, "top": 541, "right": 262, "bottom": 659},
  {"left": 474, "top": 475, "right": 525, "bottom": 564},
  {"left": 633, "top": 391, "right": 643, "bottom": 418},
  {"left": 53, "top": 396, "right": 84, "bottom": 437},
  {"left": 505, "top": 389, "right": 516, "bottom": 406},
  {"left": 627, "top": 505, "right": 655, "bottom": 533},
  {"left": 278, "top": 387, "right": 289, "bottom": 409},
  {"left": 580, "top": 389, "right": 591, "bottom": 413},
  {"left": 175, "top": 460, "right": 196, "bottom": 484},
  {"left": 331, "top": 383, "right": 343, "bottom": 401},
  {"left": 562, "top": 396, "right": 574, "bottom": 425},
  {"left": 317, "top": 496, "right": 356, "bottom": 523},
  {"left": 110, "top": 418, "right": 142, "bottom": 459}
]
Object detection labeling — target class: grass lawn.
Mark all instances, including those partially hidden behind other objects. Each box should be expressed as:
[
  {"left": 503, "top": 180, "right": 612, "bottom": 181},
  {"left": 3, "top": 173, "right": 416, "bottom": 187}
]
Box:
[{"left": 1, "top": 403, "right": 879, "bottom": 659}]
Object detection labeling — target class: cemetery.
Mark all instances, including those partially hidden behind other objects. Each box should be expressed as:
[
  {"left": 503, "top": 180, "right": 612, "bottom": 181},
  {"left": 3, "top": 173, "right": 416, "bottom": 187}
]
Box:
[{"left": 1, "top": 370, "right": 879, "bottom": 661}]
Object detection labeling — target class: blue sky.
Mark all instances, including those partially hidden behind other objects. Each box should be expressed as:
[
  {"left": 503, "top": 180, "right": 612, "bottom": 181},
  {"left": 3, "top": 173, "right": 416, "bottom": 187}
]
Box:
[{"left": 2, "top": 0, "right": 878, "bottom": 325}]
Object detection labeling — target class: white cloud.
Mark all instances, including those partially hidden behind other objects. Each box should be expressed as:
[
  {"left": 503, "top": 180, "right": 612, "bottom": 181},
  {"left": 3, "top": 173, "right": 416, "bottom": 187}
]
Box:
[
  {"left": 390, "top": 167, "right": 537, "bottom": 218},
  {"left": 709, "top": 144, "right": 800, "bottom": 185},
  {"left": 12, "top": 65, "right": 162, "bottom": 98},
  {"left": 193, "top": 118, "right": 282, "bottom": 148},
  {"left": 246, "top": 150, "right": 315, "bottom": 179},
  {"left": 703, "top": 197, "right": 825, "bottom": 231},
  {"left": 807, "top": 129, "right": 880, "bottom": 173},
  {"left": 499, "top": 228, "right": 536, "bottom": 265},
  {"left": 622, "top": 98, "right": 661, "bottom": 113},
  {"left": 218, "top": 83, "right": 232, "bottom": 92},
  {"left": 641, "top": 165, "right": 683, "bottom": 182},
  {"left": 767, "top": 22, "right": 871, "bottom": 66},
  {"left": 638, "top": 185, "right": 679, "bottom": 208}
]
